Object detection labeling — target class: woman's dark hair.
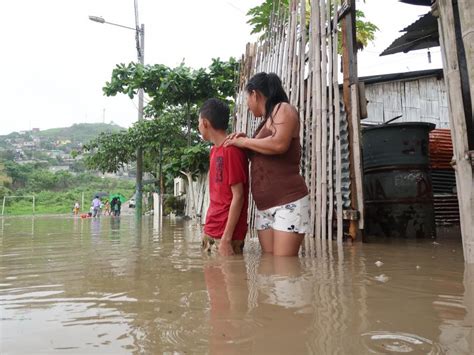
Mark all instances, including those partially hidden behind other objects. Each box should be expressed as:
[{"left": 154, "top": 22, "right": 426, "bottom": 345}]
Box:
[{"left": 245, "top": 72, "right": 289, "bottom": 120}]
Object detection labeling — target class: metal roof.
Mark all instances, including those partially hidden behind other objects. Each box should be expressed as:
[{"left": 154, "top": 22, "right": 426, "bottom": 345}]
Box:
[
  {"left": 380, "top": 12, "right": 439, "bottom": 56},
  {"left": 399, "top": 0, "right": 432, "bottom": 6},
  {"left": 359, "top": 68, "right": 443, "bottom": 85}
]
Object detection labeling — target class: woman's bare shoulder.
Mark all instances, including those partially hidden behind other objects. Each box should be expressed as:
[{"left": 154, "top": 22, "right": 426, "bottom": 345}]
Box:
[{"left": 273, "top": 102, "right": 298, "bottom": 123}]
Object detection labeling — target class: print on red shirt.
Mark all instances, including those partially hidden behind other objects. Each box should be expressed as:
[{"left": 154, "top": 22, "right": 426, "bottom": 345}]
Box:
[{"left": 215, "top": 156, "right": 224, "bottom": 183}]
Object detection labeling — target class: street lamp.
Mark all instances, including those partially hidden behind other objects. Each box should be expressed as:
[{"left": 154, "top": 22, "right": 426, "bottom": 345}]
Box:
[{"left": 89, "top": 13, "right": 145, "bottom": 218}]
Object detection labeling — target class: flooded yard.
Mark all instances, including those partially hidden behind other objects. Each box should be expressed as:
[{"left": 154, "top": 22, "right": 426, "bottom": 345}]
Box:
[{"left": 0, "top": 215, "right": 473, "bottom": 354}]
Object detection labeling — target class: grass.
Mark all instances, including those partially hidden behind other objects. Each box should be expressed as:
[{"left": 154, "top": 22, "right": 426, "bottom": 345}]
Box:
[{"left": 1, "top": 186, "right": 135, "bottom": 216}]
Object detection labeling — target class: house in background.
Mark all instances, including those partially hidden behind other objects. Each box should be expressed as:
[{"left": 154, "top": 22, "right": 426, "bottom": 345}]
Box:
[
  {"left": 374, "top": 0, "right": 473, "bottom": 260},
  {"left": 361, "top": 69, "right": 448, "bottom": 128}
]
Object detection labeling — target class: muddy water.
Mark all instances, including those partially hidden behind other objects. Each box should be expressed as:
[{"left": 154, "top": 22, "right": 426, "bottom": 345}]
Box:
[{"left": 0, "top": 216, "right": 472, "bottom": 354}]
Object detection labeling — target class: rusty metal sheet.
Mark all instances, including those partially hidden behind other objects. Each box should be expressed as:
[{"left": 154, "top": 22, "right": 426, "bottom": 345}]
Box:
[{"left": 429, "top": 128, "right": 453, "bottom": 169}]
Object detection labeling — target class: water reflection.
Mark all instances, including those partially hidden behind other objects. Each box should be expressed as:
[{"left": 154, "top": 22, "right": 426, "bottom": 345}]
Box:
[
  {"left": 0, "top": 216, "right": 472, "bottom": 353},
  {"left": 204, "top": 257, "right": 252, "bottom": 354},
  {"left": 90, "top": 217, "right": 101, "bottom": 237},
  {"left": 464, "top": 265, "right": 474, "bottom": 354}
]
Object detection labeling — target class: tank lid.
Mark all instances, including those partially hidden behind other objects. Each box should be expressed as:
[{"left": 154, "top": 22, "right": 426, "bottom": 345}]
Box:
[{"left": 363, "top": 122, "right": 436, "bottom": 132}]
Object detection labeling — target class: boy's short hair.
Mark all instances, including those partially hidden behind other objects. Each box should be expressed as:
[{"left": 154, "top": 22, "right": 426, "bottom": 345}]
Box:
[{"left": 199, "top": 98, "right": 230, "bottom": 131}]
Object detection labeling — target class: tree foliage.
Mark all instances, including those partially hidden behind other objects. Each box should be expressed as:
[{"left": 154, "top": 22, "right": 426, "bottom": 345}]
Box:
[
  {"left": 163, "top": 143, "right": 210, "bottom": 182},
  {"left": 103, "top": 58, "right": 239, "bottom": 117},
  {"left": 83, "top": 130, "right": 134, "bottom": 174},
  {"left": 247, "top": 0, "right": 378, "bottom": 50},
  {"left": 84, "top": 58, "right": 238, "bottom": 194}
]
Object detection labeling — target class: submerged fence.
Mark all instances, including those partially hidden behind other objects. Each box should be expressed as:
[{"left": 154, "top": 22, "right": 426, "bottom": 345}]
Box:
[{"left": 234, "top": 0, "right": 363, "bottom": 243}]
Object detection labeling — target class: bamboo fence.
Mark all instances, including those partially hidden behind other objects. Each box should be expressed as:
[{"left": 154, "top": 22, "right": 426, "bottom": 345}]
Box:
[{"left": 234, "top": 0, "right": 350, "bottom": 243}]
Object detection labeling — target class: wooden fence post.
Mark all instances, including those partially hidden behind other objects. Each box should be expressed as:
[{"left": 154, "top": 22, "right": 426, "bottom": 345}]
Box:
[
  {"left": 341, "top": 0, "right": 364, "bottom": 239},
  {"left": 436, "top": 0, "right": 474, "bottom": 262}
]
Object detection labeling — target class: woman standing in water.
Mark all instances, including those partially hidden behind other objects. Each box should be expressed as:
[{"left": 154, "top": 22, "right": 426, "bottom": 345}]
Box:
[{"left": 225, "top": 72, "right": 309, "bottom": 256}]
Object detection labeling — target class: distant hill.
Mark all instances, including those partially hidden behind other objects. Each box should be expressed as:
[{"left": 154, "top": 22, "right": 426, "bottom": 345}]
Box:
[
  {"left": 1, "top": 123, "right": 125, "bottom": 146},
  {"left": 34, "top": 123, "right": 125, "bottom": 144}
]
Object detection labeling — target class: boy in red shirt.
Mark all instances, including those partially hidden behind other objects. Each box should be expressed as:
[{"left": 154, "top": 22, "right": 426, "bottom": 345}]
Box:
[{"left": 198, "top": 98, "right": 249, "bottom": 256}]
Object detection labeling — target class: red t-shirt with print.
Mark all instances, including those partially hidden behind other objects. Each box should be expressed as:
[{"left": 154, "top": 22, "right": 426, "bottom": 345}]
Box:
[{"left": 204, "top": 145, "right": 249, "bottom": 240}]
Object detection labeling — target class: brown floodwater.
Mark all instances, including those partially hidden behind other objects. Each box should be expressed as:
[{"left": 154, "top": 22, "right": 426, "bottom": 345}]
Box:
[{"left": 0, "top": 215, "right": 472, "bottom": 354}]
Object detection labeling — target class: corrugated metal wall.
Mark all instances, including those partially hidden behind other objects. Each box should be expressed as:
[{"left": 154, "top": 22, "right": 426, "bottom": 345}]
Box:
[{"left": 335, "top": 104, "right": 351, "bottom": 209}]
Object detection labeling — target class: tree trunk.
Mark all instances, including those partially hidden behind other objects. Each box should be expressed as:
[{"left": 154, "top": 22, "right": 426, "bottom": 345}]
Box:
[
  {"left": 186, "top": 103, "right": 192, "bottom": 146},
  {"left": 182, "top": 171, "right": 196, "bottom": 220}
]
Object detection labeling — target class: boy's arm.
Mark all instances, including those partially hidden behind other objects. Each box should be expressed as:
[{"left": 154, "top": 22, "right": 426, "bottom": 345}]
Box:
[{"left": 219, "top": 182, "right": 245, "bottom": 256}]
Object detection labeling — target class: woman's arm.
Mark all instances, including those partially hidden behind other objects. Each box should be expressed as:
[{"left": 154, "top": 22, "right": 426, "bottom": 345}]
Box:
[{"left": 225, "top": 103, "right": 298, "bottom": 155}]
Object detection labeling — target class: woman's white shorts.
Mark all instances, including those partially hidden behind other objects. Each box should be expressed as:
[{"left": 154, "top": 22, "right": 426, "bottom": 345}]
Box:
[{"left": 255, "top": 195, "right": 310, "bottom": 234}]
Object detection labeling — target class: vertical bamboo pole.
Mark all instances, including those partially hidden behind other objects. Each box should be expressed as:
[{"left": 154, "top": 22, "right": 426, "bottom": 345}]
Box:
[
  {"left": 285, "top": 7, "right": 292, "bottom": 89},
  {"left": 268, "top": 0, "right": 277, "bottom": 72},
  {"left": 286, "top": 1, "right": 296, "bottom": 94},
  {"left": 274, "top": 1, "right": 283, "bottom": 74},
  {"left": 277, "top": 15, "right": 286, "bottom": 76},
  {"left": 275, "top": 17, "right": 283, "bottom": 73},
  {"left": 260, "top": 41, "right": 267, "bottom": 73},
  {"left": 272, "top": 15, "right": 280, "bottom": 73},
  {"left": 255, "top": 42, "right": 262, "bottom": 73},
  {"left": 312, "top": 0, "right": 322, "bottom": 240},
  {"left": 291, "top": 0, "right": 301, "bottom": 106},
  {"left": 320, "top": 0, "right": 328, "bottom": 244},
  {"left": 268, "top": 12, "right": 276, "bottom": 73},
  {"left": 307, "top": 2, "right": 315, "bottom": 236},
  {"left": 284, "top": 5, "right": 290, "bottom": 77},
  {"left": 280, "top": 8, "right": 289, "bottom": 81},
  {"left": 299, "top": 0, "right": 307, "bottom": 145},
  {"left": 261, "top": 40, "right": 268, "bottom": 72},
  {"left": 333, "top": 0, "right": 343, "bottom": 244},
  {"left": 305, "top": 72, "right": 313, "bottom": 190},
  {"left": 326, "top": 0, "right": 334, "bottom": 244}
]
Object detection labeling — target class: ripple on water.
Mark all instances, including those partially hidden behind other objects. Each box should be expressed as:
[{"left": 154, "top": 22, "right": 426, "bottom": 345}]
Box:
[{"left": 361, "top": 331, "right": 444, "bottom": 354}]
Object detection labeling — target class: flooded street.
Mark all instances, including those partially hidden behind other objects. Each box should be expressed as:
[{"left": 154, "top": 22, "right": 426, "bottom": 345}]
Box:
[{"left": 1, "top": 216, "right": 473, "bottom": 354}]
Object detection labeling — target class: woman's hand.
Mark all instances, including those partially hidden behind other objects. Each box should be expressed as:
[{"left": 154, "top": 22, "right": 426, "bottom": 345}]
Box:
[
  {"left": 225, "top": 132, "right": 247, "bottom": 141},
  {"left": 228, "top": 132, "right": 247, "bottom": 139},
  {"left": 224, "top": 136, "right": 247, "bottom": 148},
  {"left": 224, "top": 132, "right": 247, "bottom": 148}
]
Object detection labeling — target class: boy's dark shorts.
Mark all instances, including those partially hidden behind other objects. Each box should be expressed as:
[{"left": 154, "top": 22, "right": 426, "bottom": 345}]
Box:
[{"left": 202, "top": 234, "right": 245, "bottom": 254}]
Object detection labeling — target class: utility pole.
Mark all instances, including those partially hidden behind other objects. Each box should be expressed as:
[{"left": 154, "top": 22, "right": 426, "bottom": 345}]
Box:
[
  {"left": 89, "top": 0, "right": 145, "bottom": 219},
  {"left": 133, "top": 0, "right": 144, "bottom": 218}
]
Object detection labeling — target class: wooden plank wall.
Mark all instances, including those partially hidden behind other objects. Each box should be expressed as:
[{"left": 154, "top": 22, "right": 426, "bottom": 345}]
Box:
[{"left": 363, "top": 76, "right": 450, "bottom": 128}]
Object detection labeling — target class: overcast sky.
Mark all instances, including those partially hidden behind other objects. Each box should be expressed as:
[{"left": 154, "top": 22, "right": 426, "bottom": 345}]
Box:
[{"left": 0, "top": 0, "right": 441, "bottom": 135}]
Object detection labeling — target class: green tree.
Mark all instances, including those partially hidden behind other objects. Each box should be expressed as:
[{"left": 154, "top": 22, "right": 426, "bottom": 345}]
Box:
[
  {"left": 0, "top": 150, "right": 15, "bottom": 161},
  {"left": 103, "top": 58, "right": 239, "bottom": 145},
  {"left": 247, "top": 0, "right": 378, "bottom": 50},
  {"left": 4, "top": 162, "right": 34, "bottom": 189},
  {"left": 163, "top": 143, "right": 210, "bottom": 219},
  {"left": 83, "top": 130, "right": 134, "bottom": 174},
  {"left": 85, "top": 58, "right": 238, "bottom": 217}
]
